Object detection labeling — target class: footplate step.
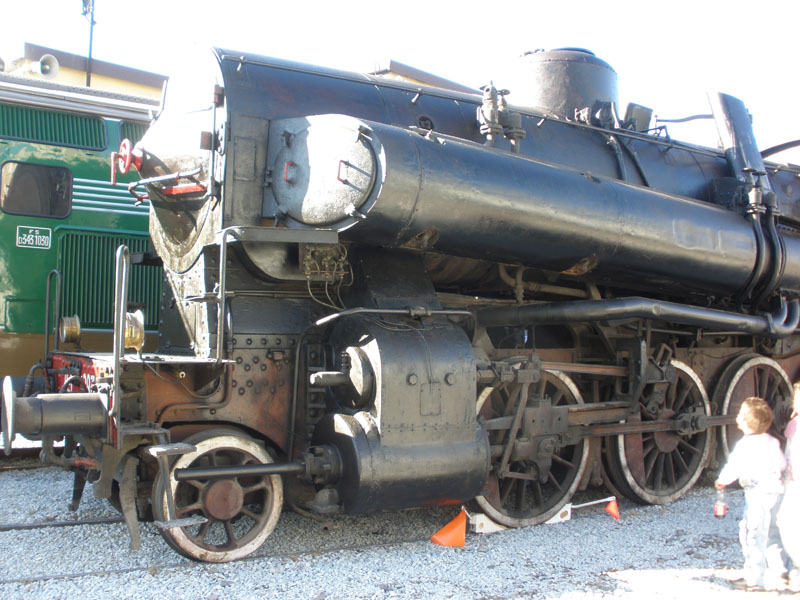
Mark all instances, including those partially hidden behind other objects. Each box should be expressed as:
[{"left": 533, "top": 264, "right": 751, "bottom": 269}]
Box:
[
  {"left": 150, "top": 443, "right": 199, "bottom": 525},
  {"left": 147, "top": 443, "right": 197, "bottom": 458},
  {"left": 154, "top": 515, "right": 208, "bottom": 530}
]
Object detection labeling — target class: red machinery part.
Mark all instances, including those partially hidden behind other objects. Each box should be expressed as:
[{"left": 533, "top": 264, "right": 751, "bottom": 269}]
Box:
[
  {"left": 110, "top": 139, "right": 143, "bottom": 185},
  {"left": 50, "top": 353, "right": 116, "bottom": 445}
]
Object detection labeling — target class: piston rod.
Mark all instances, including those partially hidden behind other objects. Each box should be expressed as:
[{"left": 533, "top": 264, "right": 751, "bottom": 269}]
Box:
[{"left": 173, "top": 460, "right": 306, "bottom": 481}]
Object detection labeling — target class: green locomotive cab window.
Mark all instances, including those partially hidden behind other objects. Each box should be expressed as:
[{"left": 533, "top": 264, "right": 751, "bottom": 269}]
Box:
[{"left": 0, "top": 161, "right": 72, "bottom": 218}]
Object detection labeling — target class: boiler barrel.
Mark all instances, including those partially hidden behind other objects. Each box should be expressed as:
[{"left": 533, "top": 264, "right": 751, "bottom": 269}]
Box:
[{"left": 266, "top": 114, "right": 800, "bottom": 297}]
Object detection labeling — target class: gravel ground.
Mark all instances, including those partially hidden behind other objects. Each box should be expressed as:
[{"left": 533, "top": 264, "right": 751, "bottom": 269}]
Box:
[{"left": 0, "top": 458, "right": 787, "bottom": 599}]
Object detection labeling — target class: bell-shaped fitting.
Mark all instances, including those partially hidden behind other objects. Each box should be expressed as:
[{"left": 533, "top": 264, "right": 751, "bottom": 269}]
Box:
[
  {"left": 124, "top": 309, "right": 145, "bottom": 351},
  {"left": 59, "top": 314, "right": 82, "bottom": 346}
]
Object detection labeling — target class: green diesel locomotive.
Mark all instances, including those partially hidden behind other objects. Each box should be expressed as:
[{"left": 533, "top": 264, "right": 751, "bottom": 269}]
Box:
[{"left": 0, "top": 73, "right": 161, "bottom": 377}]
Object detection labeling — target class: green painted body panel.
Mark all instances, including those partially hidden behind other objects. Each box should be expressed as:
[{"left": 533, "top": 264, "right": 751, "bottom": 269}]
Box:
[
  {"left": 0, "top": 103, "right": 107, "bottom": 149},
  {"left": 0, "top": 100, "right": 161, "bottom": 337}
]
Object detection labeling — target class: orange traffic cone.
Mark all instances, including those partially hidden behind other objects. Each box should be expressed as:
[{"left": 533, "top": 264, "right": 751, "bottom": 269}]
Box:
[
  {"left": 431, "top": 508, "right": 467, "bottom": 547},
  {"left": 605, "top": 498, "right": 620, "bottom": 520}
]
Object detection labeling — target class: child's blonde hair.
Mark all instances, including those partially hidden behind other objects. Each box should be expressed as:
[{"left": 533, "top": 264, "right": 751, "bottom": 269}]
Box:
[{"left": 738, "top": 397, "right": 773, "bottom": 435}]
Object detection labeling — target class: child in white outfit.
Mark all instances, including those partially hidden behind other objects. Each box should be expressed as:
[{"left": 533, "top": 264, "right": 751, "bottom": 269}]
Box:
[
  {"left": 716, "top": 397, "right": 786, "bottom": 591},
  {"left": 778, "top": 383, "right": 800, "bottom": 587}
]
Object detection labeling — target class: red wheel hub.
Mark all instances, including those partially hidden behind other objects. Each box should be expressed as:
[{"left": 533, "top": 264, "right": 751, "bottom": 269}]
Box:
[
  {"left": 202, "top": 479, "right": 244, "bottom": 521},
  {"left": 110, "top": 138, "right": 143, "bottom": 185},
  {"left": 653, "top": 408, "right": 680, "bottom": 453}
]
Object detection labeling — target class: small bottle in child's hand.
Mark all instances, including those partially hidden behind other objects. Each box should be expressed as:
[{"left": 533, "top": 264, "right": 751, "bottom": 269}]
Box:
[{"left": 714, "top": 488, "right": 727, "bottom": 518}]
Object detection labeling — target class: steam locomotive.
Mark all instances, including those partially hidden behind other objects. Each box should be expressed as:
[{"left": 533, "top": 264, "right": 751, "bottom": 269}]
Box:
[{"left": 3, "top": 47, "right": 800, "bottom": 562}]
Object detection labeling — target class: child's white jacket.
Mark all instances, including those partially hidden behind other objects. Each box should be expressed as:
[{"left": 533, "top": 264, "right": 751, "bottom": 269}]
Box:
[{"left": 718, "top": 433, "right": 786, "bottom": 494}]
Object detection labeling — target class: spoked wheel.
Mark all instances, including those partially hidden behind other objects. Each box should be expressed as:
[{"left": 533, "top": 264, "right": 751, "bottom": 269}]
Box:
[
  {"left": 152, "top": 429, "right": 283, "bottom": 562},
  {"left": 475, "top": 370, "right": 589, "bottom": 527},
  {"left": 713, "top": 354, "right": 792, "bottom": 457},
  {"left": 604, "top": 360, "right": 711, "bottom": 505}
]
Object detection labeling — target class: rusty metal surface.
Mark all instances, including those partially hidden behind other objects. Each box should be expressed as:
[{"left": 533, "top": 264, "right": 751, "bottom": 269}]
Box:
[{"left": 142, "top": 340, "right": 294, "bottom": 452}]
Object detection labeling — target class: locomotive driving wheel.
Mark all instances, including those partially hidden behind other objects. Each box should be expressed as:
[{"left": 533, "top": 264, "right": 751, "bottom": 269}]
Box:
[
  {"left": 152, "top": 429, "right": 283, "bottom": 562},
  {"left": 604, "top": 360, "right": 711, "bottom": 505},
  {"left": 713, "top": 354, "right": 792, "bottom": 457},
  {"left": 475, "top": 369, "right": 589, "bottom": 527}
]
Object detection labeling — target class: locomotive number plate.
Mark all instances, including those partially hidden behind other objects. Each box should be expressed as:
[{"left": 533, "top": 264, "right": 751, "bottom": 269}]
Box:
[{"left": 16, "top": 226, "right": 51, "bottom": 250}]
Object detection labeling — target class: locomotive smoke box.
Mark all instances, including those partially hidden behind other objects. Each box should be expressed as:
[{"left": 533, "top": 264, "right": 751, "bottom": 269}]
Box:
[{"left": 510, "top": 48, "right": 619, "bottom": 118}]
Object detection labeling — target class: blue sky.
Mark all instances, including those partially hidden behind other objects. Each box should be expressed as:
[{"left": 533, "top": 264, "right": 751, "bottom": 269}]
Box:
[{"left": 3, "top": 0, "right": 800, "bottom": 162}]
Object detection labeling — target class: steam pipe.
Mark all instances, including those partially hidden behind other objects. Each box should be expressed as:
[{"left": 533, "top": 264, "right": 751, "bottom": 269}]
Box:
[
  {"left": 709, "top": 92, "right": 780, "bottom": 306},
  {"left": 754, "top": 198, "right": 786, "bottom": 309},
  {"left": 476, "top": 296, "right": 799, "bottom": 338},
  {"left": 497, "top": 264, "right": 587, "bottom": 299},
  {"left": 778, "top": 232, "right": 788, "bottom": 289},
  {"left": 756, "top": 213, "right": 781, "bottom": 306},
  {"left": 740, "top": 210, "right": 767, "bottom": 303}
]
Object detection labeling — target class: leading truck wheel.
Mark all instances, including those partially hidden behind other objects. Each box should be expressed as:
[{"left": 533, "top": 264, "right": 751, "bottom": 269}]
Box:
[
  {"left": 475, "top": 370, "right": 589, "bottom": 527},
  {"left": 604, "top": 360, "right": 712, "bottom": 505},
  {"left": 152, "top": 430, "right": 283, "bottom": 562}
]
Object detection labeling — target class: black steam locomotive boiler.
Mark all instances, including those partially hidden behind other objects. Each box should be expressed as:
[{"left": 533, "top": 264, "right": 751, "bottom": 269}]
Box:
[{"left": 3, "top": 47, "right": 800, "bottom": 562}]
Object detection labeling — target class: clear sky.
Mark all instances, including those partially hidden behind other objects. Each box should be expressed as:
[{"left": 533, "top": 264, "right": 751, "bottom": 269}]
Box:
[{"left": 3, "top": 0, "right": 800, "bottom": 162}]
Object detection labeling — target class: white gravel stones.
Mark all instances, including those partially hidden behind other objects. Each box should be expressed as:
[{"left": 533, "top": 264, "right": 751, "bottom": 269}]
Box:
[{"left": 0, "top": 461, "right": 760, "bottom": 599}]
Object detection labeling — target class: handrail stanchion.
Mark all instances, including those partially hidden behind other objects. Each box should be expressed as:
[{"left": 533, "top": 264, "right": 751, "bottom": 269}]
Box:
[
  {"left": 112, "top": 245, "right": 131, "bottom": 449},
  {"left": 44, "top": 269, "right": 62, "bottom": 357}
]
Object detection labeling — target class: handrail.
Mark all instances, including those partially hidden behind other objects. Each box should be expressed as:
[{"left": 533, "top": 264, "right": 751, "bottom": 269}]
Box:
[
  {"left": 43, "top": 269, "right": 62, "bottom": 357},
  {"left": 112, "top": 245, "right": 131, "bottom": 449},
  {"left": 215, "top": 229, "right": 234, "bottom": 363}
]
